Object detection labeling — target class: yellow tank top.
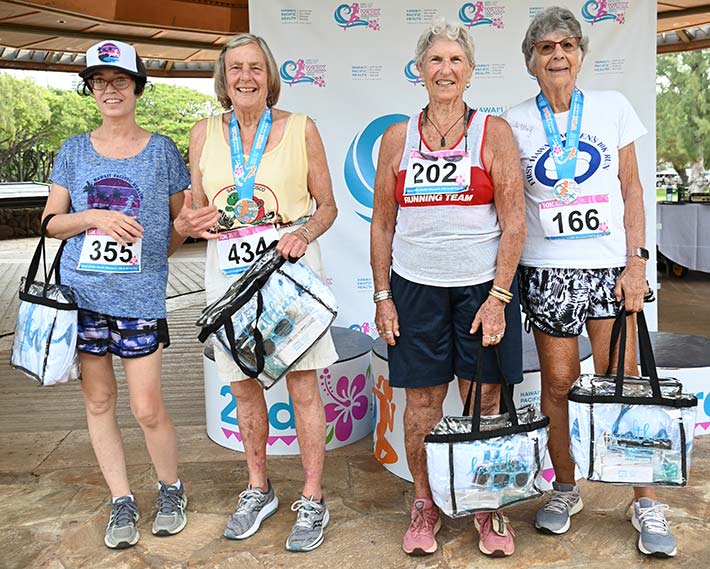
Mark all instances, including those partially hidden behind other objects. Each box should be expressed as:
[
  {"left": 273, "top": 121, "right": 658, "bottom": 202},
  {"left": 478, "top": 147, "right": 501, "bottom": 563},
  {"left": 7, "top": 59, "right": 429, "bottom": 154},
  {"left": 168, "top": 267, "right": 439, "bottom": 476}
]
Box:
[{"left": 199, "top": 111, "right": 312, "bottom": 229}]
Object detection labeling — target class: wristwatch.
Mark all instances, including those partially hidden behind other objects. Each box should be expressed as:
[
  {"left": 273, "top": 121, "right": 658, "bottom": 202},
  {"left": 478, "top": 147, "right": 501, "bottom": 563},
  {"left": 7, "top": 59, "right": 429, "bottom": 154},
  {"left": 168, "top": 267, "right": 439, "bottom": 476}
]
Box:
[{"left": 627, "top": 247, "right": 649, "bottom": 261}]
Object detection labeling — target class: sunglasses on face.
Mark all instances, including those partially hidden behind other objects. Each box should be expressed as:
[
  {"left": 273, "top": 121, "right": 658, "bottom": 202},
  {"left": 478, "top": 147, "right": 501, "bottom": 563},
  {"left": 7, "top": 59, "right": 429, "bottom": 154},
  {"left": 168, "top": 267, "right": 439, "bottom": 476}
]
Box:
[
  {"left": 533, "top": 36, "right": 581, "bottom": 56},
  {"left": 88, "top": 77, "right": 132, "bottom": 91},
  {"left": 414, "top": 150, "right": 465, "bottom": 163}
]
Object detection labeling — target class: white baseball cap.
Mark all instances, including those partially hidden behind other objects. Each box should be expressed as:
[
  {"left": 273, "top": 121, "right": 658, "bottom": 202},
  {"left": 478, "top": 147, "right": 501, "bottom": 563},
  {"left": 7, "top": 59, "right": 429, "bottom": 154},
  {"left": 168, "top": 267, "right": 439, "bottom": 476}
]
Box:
[{"left": 80, "top": 40, "right": 147, "bottom": 79}]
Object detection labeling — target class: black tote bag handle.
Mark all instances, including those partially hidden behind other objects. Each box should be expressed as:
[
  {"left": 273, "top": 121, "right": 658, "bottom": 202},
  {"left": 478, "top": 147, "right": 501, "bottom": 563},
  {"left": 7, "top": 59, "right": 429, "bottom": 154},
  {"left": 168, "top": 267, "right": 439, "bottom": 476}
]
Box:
[
  {"left": 463, "top": 345, "right": 519, "bottom": 434},
  {"left": 24, "top": 214, "right": 67, "bottom": 294},
  {"left": 606, "top": 310, "right": 662, "bottom": 399}
]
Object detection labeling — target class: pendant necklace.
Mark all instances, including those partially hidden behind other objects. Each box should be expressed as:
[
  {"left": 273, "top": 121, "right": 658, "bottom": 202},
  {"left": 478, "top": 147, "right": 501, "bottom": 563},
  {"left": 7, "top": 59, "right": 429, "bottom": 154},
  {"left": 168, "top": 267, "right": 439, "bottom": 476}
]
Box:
[{"left": 424, "top": 105, "right": 467, "bottom": 147}]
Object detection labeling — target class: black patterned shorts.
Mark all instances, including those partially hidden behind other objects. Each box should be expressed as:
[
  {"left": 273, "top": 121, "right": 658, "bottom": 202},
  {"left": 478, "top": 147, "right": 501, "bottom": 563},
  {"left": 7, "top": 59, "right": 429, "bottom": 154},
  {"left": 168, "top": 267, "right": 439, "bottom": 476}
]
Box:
[
  {"left": 518, "top": 266, "right": 624, "bottom": 338},
  {"left": 77, "top": 309, "right": 170, "bottom": 358}
]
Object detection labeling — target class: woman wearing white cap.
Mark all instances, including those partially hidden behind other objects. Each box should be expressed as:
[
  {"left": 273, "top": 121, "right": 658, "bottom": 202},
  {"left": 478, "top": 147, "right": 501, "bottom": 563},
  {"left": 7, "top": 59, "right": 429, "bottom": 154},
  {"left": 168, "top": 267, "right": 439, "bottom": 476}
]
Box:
[{"left": 41, "top": 40, "right": 218, "bottom": 549}]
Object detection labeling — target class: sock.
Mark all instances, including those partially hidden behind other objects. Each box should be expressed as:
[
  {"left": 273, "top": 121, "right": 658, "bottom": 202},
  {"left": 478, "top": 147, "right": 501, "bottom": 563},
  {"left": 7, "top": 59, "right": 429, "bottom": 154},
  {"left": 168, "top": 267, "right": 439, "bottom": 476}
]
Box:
[
  {"left": 159, "top": 479, "right": 182, "bottom": 490},
  {"left": 112, "top": 494, "right": 135, "bottom": 503}
]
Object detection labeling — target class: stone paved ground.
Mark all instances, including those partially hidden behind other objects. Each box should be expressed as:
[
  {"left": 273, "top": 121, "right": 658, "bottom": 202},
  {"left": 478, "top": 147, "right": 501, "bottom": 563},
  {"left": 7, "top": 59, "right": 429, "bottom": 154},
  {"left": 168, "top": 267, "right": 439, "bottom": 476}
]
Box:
[
  {"left": 1, "top": 239, "right": 708, "bottom": 568},
  {"left": 1, "top": 425, "right": 709, "bottom": 569}
]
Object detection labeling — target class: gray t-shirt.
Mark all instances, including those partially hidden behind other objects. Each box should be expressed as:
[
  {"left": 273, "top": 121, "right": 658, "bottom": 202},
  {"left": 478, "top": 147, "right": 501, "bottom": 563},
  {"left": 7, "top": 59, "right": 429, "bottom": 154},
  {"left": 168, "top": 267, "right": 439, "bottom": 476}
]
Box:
[{"left": 50, "top": 133, "right": 190, "bottom": 318}]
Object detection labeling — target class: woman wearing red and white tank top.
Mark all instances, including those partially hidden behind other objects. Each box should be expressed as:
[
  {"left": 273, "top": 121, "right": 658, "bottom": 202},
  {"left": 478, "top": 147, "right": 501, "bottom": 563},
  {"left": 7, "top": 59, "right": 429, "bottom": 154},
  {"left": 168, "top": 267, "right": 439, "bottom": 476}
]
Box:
[{"left": 370, "top": 19, "right": 526, "bottom": 559}]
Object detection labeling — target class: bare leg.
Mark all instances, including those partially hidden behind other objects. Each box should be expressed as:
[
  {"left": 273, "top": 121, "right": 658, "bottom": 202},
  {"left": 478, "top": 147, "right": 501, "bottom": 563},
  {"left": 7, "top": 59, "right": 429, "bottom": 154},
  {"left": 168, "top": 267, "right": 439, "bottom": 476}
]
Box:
[
  {"left": 458, "top": 379, "right": 502, "bottom": 415},
  {"left": 123, "top": 347, "right": 178, "bottom": 485},
  {"left": 586, "top": 316, "right": 657, "bottom": 501},
  {"left": 231, "top": 379, "right": 269, "bottom": 489},
  {"left": 534, "top": 331, "right": 581, "bottom": 485},
  {"left": 286, "top": 370, "right": 326, "bottom": 499},
  {"left": 80, "top": 352, "right": 130, "bottom": 497},
  {"left": 404, "top": 384, "right": 449, "bottom": 499}
]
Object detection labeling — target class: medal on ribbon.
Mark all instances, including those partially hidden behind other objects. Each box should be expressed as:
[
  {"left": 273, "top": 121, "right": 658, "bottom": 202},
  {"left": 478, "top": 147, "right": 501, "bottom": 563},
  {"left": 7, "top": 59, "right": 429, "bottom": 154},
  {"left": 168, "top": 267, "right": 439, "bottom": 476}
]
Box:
[
  {"left": 228, "top": 108, "right": 272, "bottom": 225},
  {"left": 536, "top": 88, "right": 584, "bottom": 204}
]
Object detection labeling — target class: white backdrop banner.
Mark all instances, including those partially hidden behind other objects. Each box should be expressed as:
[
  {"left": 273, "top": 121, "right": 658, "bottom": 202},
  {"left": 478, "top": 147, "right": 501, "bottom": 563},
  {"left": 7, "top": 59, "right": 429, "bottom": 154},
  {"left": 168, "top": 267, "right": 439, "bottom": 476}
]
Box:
[{"left": 249, "top": 0, "right": 657, "bottom": 334}]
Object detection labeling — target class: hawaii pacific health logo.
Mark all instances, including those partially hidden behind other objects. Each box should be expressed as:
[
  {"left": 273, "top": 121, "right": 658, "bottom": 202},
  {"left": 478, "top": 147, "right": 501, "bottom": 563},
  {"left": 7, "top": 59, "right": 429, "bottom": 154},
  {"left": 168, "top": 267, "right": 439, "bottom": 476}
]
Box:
[
  {"left": 279, "top": 58, "right": 326, "bottom": 88},
  {"left": 345, "top": 114, "right": 408, "bottom": 222},
  {"left": 404, "top": 60, "right": 421, "bottom": 85},
  {"left": 334, "top": 2, "right": 381, "bottom": 31},
  {"left": 458, "top": 1, "right": 505, "bottom": 29},
  {"left": 581, "top": 0, "right": 627, "bottom": 25}
]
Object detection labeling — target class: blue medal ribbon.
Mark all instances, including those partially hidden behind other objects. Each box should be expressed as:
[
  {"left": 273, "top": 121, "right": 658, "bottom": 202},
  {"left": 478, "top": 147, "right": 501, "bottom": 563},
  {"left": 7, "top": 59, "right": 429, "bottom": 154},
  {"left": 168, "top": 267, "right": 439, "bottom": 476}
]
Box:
[
  {"left": 535, "top": 87, "right": 584, "bottom": 182},
  {"left": 228, "top": 108, "right": 272, "bottom": 200}
]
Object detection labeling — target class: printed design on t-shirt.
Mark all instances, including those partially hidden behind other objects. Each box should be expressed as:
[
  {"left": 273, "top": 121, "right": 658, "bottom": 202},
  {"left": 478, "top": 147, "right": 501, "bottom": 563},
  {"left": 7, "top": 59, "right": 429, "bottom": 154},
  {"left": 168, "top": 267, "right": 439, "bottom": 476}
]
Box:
[
  {"left": 526, "top": 135, "right": 612, "bottom": 189},
  {"left": 83, "top": 175, "right": 142, "bottom": 214},
  {"left": 212, "top": 182, "right": 279, "bottom": 229}
]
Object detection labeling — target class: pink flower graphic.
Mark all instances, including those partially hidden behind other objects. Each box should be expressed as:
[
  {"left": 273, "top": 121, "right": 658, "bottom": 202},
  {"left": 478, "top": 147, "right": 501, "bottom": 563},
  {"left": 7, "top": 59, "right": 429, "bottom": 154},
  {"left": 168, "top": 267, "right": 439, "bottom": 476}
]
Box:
[
  {"left": 616, "top": 13, "right": 625, "bottom": 24},
  {"left": 552, "top": 146, "right": 563, "bottom": 157},
  {"left": 455, "top": 174, "right": 467, "bottom": 187},
  {"left": 599, "top": 221, "right": 609, "bottom": 234},
  {"left": 313, "top": 76, "right": 326, "bottom": 88},
  {"left": 129, "top": 256, "right": 139, "bottom": 266},
  {"left": 368, "top": 19, "right": 380, "bottom": 31},
  {"left": 322, "top": 369, "right": 368, "bottom": 442},
  {"left": 492, "top": 18, "right": 504, "bottom": 29}
]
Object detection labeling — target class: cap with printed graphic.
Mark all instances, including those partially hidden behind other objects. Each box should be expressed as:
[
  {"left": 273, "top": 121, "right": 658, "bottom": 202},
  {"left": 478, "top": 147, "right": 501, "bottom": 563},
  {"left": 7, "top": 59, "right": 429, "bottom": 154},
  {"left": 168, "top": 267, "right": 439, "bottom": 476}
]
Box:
[{"left": 80, "top": 40, "right": 147, "bottom": 80}]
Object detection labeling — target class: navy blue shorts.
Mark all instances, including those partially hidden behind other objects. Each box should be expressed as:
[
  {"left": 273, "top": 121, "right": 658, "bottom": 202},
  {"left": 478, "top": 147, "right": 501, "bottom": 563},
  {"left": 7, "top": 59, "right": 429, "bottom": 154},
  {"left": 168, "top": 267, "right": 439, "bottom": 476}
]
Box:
[
  {"left": 388, "top": 272, "right": 523, "bottom": 389},
  {"left": 77, "top": 309, "right": 170, "bottom": 359}
]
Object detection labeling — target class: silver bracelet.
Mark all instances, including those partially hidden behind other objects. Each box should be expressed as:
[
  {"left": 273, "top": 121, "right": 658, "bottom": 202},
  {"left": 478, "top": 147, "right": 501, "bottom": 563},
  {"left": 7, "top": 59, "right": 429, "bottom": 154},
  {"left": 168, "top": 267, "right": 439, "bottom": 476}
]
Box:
[
  {"left": 299, "top": 225, "right": 314, "bottom": 244},
  {"left": 373, "top": 290, "right": 393, "bottom": 303}
]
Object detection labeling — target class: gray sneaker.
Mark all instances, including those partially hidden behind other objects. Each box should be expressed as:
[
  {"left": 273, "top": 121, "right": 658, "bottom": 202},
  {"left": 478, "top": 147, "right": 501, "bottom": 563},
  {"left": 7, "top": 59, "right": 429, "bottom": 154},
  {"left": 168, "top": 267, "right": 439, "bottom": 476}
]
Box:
[
  {"left": 104, "top": 496, "right": 140, "bottom": 549},
  {"left": 285, "top": 496, "right": 330, "bottom": 552},
  {"left": 632, "top": 498, "right": 677, "bottom": 558},
  {"left": 152, "top": 481, "right": 187, "bottom": 536},
  {"left": 224, "top": 481, "right": 279, "bottom": 540},
  {"left": 535, "top": 482, "right": 583, "bottom": 534}
]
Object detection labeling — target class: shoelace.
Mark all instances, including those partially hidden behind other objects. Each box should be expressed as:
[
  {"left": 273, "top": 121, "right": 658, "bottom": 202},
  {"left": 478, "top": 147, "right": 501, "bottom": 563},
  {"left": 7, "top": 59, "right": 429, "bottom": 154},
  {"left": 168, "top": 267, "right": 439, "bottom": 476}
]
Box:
[
  {"left": 637, "top": 503, "right": 670, "bottom": 535},
  {"left": 156, "top": 486, "right": 182, "bottom": 515},
  {"left": 544, "top": 490, "right": 579, "bottom": 514},
  {"left": 109, "top": 499, "right": 137, "bottom": 529},
  {"left": 409, "top": 503, "right": 434, "bottom": 534},
  {"left": 236, "top": 488, "right": 265, "bottom": 515},
  {"left": 491, "top": 512, "right": 516, "bottom": 537},
  {"left": 290, "top": 497, "right": 322, "bottom": 528}
]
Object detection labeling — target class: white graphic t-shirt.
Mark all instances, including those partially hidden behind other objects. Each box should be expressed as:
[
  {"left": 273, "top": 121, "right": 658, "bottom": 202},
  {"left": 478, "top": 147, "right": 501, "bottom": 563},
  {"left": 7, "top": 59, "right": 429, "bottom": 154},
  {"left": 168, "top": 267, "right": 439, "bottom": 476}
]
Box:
[{"left": 503, "top": 89, "right": 646, "bottom": 268}]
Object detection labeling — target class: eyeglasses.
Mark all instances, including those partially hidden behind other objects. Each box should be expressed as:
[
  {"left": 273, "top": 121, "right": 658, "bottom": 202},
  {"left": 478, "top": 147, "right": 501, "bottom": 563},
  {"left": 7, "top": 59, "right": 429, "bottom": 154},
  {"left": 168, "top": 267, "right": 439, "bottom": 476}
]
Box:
[
  {"left": 88, "top": 77, "right": 132, "bottom": 91},
  {"left": 413, "top": 150, "right": 465, "bottom": 163},
  {"left": 533, "top": 36, "right": 581, "bottom": 56}
]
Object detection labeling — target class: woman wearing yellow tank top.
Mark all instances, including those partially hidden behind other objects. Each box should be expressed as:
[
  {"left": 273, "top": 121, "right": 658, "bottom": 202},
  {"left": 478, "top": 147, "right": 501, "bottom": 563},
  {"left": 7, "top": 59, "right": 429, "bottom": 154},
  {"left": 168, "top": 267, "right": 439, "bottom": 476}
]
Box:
[{"left": 175, "top": 33, "right": 338, "bottom": 552}]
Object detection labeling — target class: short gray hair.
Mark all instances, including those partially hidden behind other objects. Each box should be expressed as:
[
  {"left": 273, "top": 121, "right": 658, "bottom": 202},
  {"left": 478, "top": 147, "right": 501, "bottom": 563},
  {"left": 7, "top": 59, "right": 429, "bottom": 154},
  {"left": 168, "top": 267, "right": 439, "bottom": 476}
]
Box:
[
  {"left": 213, "top": 33, "right": 281, "bottom": 110},
  {"left": 414, "top": 19, "right": 475, "bottom": 68},
  {"left": 522, "top": 6, "right": 588, "bottom": 71}
]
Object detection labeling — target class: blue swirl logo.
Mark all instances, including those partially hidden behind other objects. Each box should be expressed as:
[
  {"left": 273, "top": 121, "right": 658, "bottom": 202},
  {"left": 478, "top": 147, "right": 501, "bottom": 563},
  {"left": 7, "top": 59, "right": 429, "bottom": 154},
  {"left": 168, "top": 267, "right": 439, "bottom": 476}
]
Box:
[
  {"left": 404, "top": 60, "right": 421, "bottom": 85},
  {"left": 334, "top": 3, "right": 369, "bottom": 30},
  {"left": 581, "top": 1, "right": 624, "bottom": 25},
  {"left": 533, "top": 141, "right": 602, "bottom": 187},
  {"left": 344, "top": 114, "right": 408, "bottom": 222}
]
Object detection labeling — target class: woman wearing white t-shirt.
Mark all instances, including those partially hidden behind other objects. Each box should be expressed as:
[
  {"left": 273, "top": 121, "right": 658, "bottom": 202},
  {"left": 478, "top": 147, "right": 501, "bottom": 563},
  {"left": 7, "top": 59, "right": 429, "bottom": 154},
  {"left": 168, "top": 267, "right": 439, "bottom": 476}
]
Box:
[{"left": 504, "top": 7, "right": 676, "bottom": 559}]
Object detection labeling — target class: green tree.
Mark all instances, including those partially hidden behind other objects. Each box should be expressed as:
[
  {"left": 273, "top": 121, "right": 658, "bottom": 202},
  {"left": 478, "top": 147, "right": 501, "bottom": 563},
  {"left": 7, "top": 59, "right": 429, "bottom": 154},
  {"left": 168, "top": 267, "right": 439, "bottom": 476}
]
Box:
[
  {"left": 44, "top": 88, "right": 102, "bottom": 150},
  {"left": 136, "top": 83, "right": 219, "bottom": 158},
  {"left": 656, "top": 50, "right": 710, "bottom": 182},
  {"left": 0, "top": 75, "right": 51, "bottom": 168}
]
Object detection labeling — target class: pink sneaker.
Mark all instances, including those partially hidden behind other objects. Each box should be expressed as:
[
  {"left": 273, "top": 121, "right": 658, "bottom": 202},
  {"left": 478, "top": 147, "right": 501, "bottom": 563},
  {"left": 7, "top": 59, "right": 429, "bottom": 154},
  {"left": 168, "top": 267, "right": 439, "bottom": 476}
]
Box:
[
  {"left": 402, "top": 498, "right": 441, "bottom": 556},
  {"left": 474, "top": 511, "right": 515, "bottom": 557}
]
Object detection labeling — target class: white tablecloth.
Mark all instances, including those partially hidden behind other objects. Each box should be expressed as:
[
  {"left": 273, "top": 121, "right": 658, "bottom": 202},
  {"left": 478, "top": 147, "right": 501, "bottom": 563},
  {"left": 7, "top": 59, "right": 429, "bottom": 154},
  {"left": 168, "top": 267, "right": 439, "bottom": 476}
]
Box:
[{"left": 657, "top": 203, "right": 710, "bottom": 272}]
